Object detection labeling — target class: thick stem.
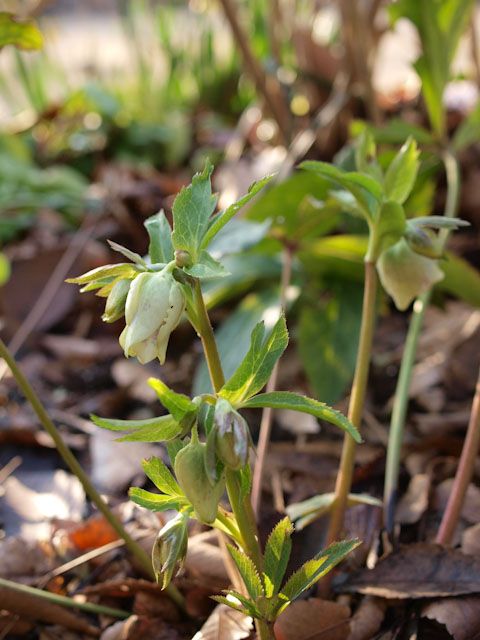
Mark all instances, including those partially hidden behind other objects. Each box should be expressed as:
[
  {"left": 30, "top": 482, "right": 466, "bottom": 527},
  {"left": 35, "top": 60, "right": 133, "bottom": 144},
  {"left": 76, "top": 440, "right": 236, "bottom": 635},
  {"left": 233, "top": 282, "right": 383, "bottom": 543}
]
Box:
[
  {"left": 192, "top": 280, "right": 269, "bottom": 638},
  {"left": 252, "top": 246, "right": 293, "bottom": 516},
  {"left": 326, "top": 261, "right": 378, "bottom": 544},
  {"left": 383, "top": 150, "right": 461, "bottom": 535},
  {"left": 436, "top": 366, "right": 480, "bottom": 545},
  {"left": 0, "top": 339, "right": 185, "bottom": 610}
]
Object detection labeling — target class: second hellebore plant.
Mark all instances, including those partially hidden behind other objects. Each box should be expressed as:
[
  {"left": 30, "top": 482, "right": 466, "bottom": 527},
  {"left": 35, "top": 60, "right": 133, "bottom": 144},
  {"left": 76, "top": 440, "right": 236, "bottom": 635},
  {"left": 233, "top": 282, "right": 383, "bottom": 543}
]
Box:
[{"left": 69, "top": 165, "right": 362, "bottom": 639}]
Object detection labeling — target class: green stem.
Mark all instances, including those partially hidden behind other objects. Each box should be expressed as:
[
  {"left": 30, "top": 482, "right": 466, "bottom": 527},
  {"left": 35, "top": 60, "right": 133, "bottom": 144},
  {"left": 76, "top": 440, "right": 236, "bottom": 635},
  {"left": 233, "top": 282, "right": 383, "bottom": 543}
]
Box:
[
  {"left": 192, "top": 279, "right": 271, "bottom": 639},
  {"left": 383, "top": 149, "right": 461, "bottom": 536},
  {"left": 326, "top": 260, "right": 378, "bottom": 545},
  {"left": 0, "top": 576, "right": 129, "bottom": 619},
  {"left": 0, "top": 338, "right": 185, "bottom": 611}
]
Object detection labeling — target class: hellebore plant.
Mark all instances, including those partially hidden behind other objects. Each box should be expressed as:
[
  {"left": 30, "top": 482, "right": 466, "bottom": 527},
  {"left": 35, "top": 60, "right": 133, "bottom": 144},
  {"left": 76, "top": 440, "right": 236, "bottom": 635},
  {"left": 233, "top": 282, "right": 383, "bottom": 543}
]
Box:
[
  {"left": 69, "top": 165, "right": 362, "bottom": 639},
  {"left": 287, "top": 133, "right": 467, "bottom": 545}
]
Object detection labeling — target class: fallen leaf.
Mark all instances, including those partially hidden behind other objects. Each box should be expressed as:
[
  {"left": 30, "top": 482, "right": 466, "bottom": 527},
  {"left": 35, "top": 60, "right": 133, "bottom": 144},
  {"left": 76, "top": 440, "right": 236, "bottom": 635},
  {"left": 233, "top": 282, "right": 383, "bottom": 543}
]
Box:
[
  {"left": 462, "top": 523, "right": 480, "bottom": 557},
  {"left": 341, "top": 543, "right": 480, "bottom": 598},
  {"left": 422, "top": 596, "right": 480, "bottom": 640},
  {"left": 111, "top": 359, "right": 157, "bottom": 403},
  {"left": 396, "top": 474, "right": 430, "bottom": 524},
  {"left": 67, "top": 514, "right": 119, "bottom": 551},
  {"left": 274, "top": 598, "right": 351, "bottom": 640},
  {"left": 100, "top": 615, "right": 180, "bottom": 640},
  {"left": 0, "top": 536, "right": 55, "bottom": 577},
  {"left": 434, "top": 480, "right": 480, "bottom": 525},
  {"left": 192, "top": 604, "right": 252, "bottom": 640},
  {"left": 347, "top": 597, "right": 385, "bottom": 640}
]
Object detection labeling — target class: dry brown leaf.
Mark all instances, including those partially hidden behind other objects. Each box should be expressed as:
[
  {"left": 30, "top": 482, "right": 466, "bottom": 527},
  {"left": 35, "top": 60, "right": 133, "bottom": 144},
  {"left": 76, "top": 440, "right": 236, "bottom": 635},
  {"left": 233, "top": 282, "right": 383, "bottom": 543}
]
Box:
[
  {"left": 434, "top": 480, "right": 480, "bottom": 525},
  {"left": 341, "top": 543, "right": 480, "bottom": 598},
  {"left": 462, "top": 523, "right": 480, "bottom": 556},
  {"left": 191, "top": 604, "right": 252, "bottom": 640},
  {"left": 396, "top": 474, "right": 430, "bottom": 525},
  {"left": 347, "top": 597, "right": 385, "bottom": 640},
  {"left": 185, "top": 537, "right": 230, "bottom": 584},
  {"left": 274, "top": 598, "right": 351, "bottom": 640},
  {"left": 0, "top": 536, "right": 55, "bottom": 577},
  {"left": 100, "top": 615, "right": 180, "bottom": 640},
  {"left": 422, "top": 596, "right": 480, "bottom": 640}
]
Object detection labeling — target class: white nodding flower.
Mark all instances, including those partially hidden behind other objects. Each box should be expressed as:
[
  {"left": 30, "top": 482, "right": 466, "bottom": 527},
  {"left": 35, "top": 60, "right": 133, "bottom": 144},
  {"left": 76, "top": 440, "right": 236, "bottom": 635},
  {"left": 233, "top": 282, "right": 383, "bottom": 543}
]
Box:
[
  {"left": 377, "top": 238, "right": 444, "bottom": 311},
  {"left": 119, "top": 268, "right": 185, "bottom": 365}
]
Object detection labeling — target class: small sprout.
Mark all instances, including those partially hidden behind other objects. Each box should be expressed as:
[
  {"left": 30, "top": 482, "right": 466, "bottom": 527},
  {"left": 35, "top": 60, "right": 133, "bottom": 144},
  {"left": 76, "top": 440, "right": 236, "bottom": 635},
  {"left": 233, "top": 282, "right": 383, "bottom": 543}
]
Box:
[
  {"left": 119, "top": 266, "right": 185, "bottom": 365},
  {"left": 152, "top": 512, "right": 188, "bottom": 589}
]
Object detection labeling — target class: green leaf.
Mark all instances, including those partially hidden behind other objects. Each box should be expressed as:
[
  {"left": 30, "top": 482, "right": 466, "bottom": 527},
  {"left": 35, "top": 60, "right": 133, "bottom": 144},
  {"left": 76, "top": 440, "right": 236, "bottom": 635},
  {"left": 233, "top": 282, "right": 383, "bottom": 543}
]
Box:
[
  {"left": 201, "top": 175, "right": 273, "bottom": 250},
  {"left": 90, "top": 414, "right": 181, "bottom": 442},
  {"left": 264, "top": 518, "right": 294, "bottom": 596},
  {"left": 207, "top": 219, "right": 271, "bottom": 259},
  {"left": 280, "top": 540, "right": 360, "bottom": 601},
  {"left": 184, "top": 250, "right": 229, "bottom": 279},
  {"left": 300, "top": 161, "right": 382, "bottom": 220},
  {"left": 0, "top": 12, "right": 43, "bottom": 50},
  {"left": 241, "top": 391, "right": 361, "bottom": 443},
  {"left": 375, "top": 200, "right": 406, "bottom": 254},
  {"left": 287, "top": 492, "right": 382, "bottom": 530},
  {"left": 298, "top": 281, "right": 362, "bottom": 405},
  {"left": 142, "top": 456, "right": 183, "bottom": 496},
  {"left": 220, "top": 315, "right": 288, "bottom": 405},
  {"left": 352, "top": 118, "right": 434, "bottom": 145},
  {"left": 171, "top": 163, "right": 217, "bottom": 261},
  {"left": 107, "top": 240, "right": 147, "bottom": 267},
  {"left": 210, "top": 595, "right": 250, "bottom": 616},
  {"left": 227, "top": 545, "right": 264, "bottom": 599},
  {"left": 129, "top": 487, "right": 187, "bottom": 512},
  {"left": 148, "top": 378, "right": 198, "bottom": 422},
  {"left": 442, "top": 252, "right": 480, "bottom": 307},
  {"left": 211, "top": 592, "right": 260, "bottom": 618},
  {"left": 453, "top": 104, "right": 480, "bottom": 151},
  {"left": 384, "top": 137, "right": 420, "bottom": 204},
  {"left": 144, "top": 211, "right": 174, "bottom": 263}
]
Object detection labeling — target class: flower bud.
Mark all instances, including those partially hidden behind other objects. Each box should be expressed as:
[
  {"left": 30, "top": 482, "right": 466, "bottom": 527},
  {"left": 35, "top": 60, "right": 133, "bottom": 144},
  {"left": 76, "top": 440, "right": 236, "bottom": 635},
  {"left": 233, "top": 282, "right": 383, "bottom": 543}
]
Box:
[
  {"left": 377, "top": 238, "right": 444, "bottom": 310},
  {"left": 119, "top": 268, "right": 185, "bottom": 365},
  {"left": 174, "top": 433, "right": 225, "bottom": 524},
  {"left": 214, "top": 398, "right": 249, "bottom": 470},
  {"left": 405, "top": 223, "right": 443, "bottom": 259},
  {"left": 152, "top": 512, "right": 188, "bottom": 589},
  {"left": 102, "top": 278, "right": 132, "bottom": 323}
]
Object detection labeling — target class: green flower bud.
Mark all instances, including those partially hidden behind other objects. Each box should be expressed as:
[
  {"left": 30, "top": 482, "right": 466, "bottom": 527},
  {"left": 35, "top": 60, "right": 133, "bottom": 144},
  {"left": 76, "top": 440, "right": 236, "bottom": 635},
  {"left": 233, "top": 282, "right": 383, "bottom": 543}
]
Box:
[
  {"left": 405, "top": 222, "right": 443, "bottom": 259},
  {"left": 174, "top": 432, "right": 225, "bottom": 524},
  {"left": 102, "top": 278, "right": 132, "bottom": 323},
  {"left": 213, "top": 398, "right": 249, "bottom": 470},
  {"left": 152, "top": 512, "right": 188, "bottom": 589},
  {"left": 377, "top": 238, "right": 444, "bottom": 311},
  {"left": 119, "top": 267, "right": 185, "bottom": 365}
]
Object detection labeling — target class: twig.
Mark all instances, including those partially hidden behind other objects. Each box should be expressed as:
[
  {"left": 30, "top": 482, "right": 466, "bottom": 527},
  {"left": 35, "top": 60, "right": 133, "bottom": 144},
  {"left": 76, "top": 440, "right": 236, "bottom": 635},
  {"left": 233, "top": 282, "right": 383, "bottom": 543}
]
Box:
[
  {"left": 0, "top": 217, "right": 97, "bottom": 383},
  {"left": 218, "top": 0, "right": 290, "bottom": 142},
  {"left": 436, "top": 366, "right": 480, "bottom": 545},
  {"left": 251, "top": 246, "right": 293, "bottom": 516},
  {"left": 0, "top": 576, "right": 129, "bottom": 619},
  {"left": 0, "top": 338, "right": 186, "bottom": 611}
]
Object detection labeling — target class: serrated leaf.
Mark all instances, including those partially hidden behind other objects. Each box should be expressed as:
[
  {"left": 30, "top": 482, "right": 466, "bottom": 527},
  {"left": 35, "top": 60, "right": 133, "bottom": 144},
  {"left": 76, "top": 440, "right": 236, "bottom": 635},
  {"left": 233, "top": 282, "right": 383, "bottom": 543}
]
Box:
[
  {"left": 107, "top": 240, "right": 147, "bottom": 266},
  {"left": 212, "top": 591, "right": 260, "bottom": 618},
  {"left": 148, "top": 378, "right": 197, "bottom": 422},
  {"left": 301, "top": 161, "right": 382, "bottom": 220},
  {"left": 201, "top": 175, "right": 273, "bottom": 250},
  {"left": 220, "top": 315, "right": 288, "bottom": 405},
  {"left": 210, "top": 596, "right": 249, "bottom": 615},
  {"left": 264, "top": 518, "right": 294, "bottom": 596},
  {"left": 227, "top": 545, "right": 264, "bottom": 600},
  {"left": 185, "top": 251, "right": 229, "bottom": 279},
  {"left": 142, "top": 456, "right": 183, "bottom": 496},
  {"left": 144, "top": 210, "right": 174, "bottom": 263},
  {"left": 281, "top": 540, "right": 360, "bottom": 601},
  {"left": 0, "top": 12, "right": 43, "bottom": 50},
  {"left": 384, "top": 137, "right": 420, "bottom": 204},
  {"left": 172, "top": 164, "right": 217, "bottom": 261},
  {"left": 90, "top": 414, "right": 181, "bottom": 441},
  {"left": 129, "top": 487, "right": 187, "bottom": 512},
  {"left": 241, "top": 391, "right": 361, "bottom": 443},
  {"left": 66, "top": 263, "right": 139, "bottom": 285}
]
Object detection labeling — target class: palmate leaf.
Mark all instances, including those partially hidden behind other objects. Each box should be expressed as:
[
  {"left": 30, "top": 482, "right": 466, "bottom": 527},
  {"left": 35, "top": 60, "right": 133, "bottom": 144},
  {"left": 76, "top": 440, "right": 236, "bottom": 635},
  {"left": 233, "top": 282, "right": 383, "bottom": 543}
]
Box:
[
  {"left": 220, "top": 315, "right": 288, "bottom": 405},
  {"left": 90, "top": 414, "right": 182, "bottom": 442},
  {"left": 144, "top": 210, "right": 174, "bottom": 263},
  {"left": 129, "top": 487, "right": 188, "bottom": 512},
  {"left": 148, "top": 378, "right": 197, "bottom": 422},
  {"left": 241, "top": 391, "right": 361, "bottom": 443},
  {"left": 263, "top": 518, "right": 294, "bottom": 596},
  {"left": 171, "top": 163, "right": 217, "bottom": 261},
  {"left": 280, "top": 540, "right": 360, "bottom": 602},
  {"left": 142, "top": 456, "right": 183, "bottom": 497},
  {"left": 227, "top": 545, "right": 264, "bottom": 600}
]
